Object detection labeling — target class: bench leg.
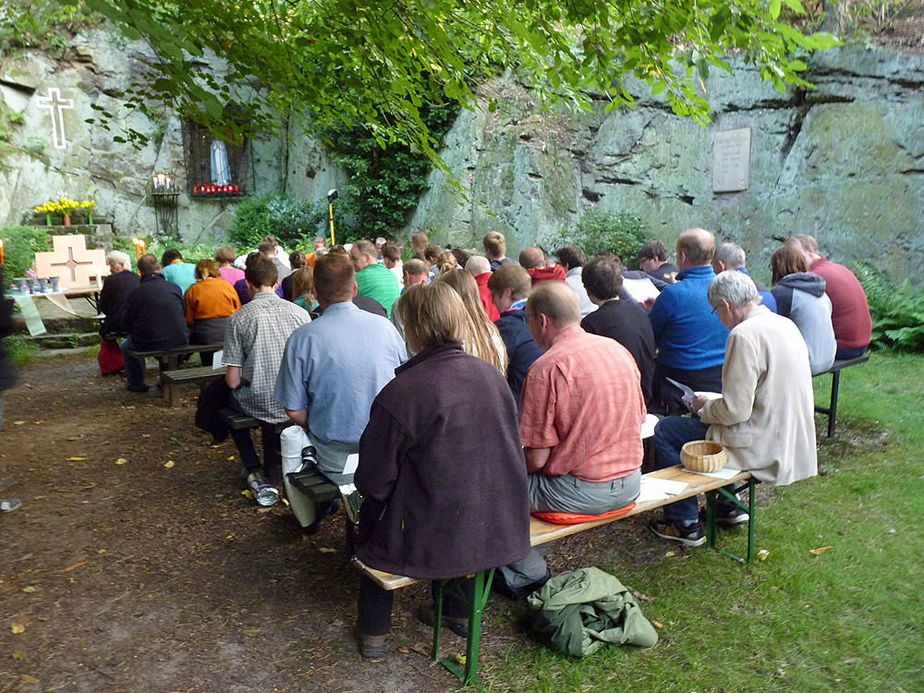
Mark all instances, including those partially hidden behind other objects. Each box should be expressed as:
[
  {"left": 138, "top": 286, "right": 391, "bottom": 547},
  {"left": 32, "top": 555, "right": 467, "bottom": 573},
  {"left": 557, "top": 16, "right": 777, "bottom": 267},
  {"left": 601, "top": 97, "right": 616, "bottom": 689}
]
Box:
[
  {"left": 705, "top": 479, "right": 756, "bottom": 564},
  {"left": 827, "top": 370, "right": 840, "bottom": 438},
  {"left": 433, "top": 569, "right": 494, "bottom": 686}
]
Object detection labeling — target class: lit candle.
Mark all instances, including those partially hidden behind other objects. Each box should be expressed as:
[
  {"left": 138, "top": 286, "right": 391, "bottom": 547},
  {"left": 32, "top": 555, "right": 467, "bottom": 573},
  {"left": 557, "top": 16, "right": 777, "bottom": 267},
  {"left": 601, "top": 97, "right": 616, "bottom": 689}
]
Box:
[{"left": 0, "top": 238, "right": 4, "bottom": 265}]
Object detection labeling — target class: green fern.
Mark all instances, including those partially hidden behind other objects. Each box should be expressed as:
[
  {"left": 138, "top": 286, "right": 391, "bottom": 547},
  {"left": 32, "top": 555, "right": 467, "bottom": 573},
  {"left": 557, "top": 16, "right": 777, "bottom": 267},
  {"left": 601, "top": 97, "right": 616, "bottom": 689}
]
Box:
[{"left": 852, "top": 262, "right": 924, "bottom": 352}]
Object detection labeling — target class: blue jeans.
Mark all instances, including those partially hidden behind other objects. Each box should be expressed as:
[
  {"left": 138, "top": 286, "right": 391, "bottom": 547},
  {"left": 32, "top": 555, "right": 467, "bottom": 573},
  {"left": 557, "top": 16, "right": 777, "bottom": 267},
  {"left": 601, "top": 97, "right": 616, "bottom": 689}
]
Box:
[
  {"left": 835, "top": 345, "right": 867, "bottom": 360},
  {"left": 653, "top": 416, "right": 710, "bottom": 524},
  {"left": 119, "top": 337, "right": 147, "bottom": 391}
]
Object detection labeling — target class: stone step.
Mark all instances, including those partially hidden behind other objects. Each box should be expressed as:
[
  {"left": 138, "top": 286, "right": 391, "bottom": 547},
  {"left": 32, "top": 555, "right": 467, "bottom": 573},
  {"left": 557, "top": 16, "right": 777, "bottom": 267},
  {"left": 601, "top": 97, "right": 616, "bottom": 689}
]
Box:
[
  {"left": 28, "top": 332, "right": 101, "bottom": 349},
  {"left": 16, "top": 316, "right": 101, "bottom": 334}
]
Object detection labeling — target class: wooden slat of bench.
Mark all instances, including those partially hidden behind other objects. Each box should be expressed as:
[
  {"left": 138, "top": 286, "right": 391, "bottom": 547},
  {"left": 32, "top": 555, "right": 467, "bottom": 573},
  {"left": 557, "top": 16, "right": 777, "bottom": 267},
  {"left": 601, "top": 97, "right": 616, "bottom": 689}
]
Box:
[
  {"left": 162, "top": 366, "right": 222, "bottom": 382},
  {"left": 352, "top": 560, "right": 418, "bottom": 590},
  {"left": 218, "top": 407, "right": 260, "bottom": 430},
  {"left": 529, "top": 467, "right": 751, "bottom": 546}
]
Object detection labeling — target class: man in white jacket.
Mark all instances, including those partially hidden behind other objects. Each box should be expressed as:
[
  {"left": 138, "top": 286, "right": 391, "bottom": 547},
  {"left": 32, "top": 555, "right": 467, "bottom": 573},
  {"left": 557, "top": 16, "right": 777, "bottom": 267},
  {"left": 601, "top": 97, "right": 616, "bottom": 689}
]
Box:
[{"left": 650, "top": 270, "right": 817, "bottom": 546}]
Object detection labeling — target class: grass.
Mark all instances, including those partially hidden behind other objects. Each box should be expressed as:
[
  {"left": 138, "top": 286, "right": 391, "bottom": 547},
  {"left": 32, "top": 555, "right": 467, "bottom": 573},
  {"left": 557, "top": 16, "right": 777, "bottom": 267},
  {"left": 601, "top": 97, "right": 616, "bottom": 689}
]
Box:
[{"left": 482, "top": 351, "right": 923, "bottom": 692}]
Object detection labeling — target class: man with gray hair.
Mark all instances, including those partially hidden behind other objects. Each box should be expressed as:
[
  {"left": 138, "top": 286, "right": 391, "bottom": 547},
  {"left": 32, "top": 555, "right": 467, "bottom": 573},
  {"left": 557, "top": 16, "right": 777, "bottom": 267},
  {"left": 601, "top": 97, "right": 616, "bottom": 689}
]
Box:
[
  {"left": 465, "top": 255, "right": 500, "bottom": 321},
  {"left": 712, "top": 241, "right": 777, "bottom": 313},
  {"left": 650, "top": 270, "right": 817, "bottom": 546},
  {"left": 99, "top": 249, "right": 139, "bottom": 338}
]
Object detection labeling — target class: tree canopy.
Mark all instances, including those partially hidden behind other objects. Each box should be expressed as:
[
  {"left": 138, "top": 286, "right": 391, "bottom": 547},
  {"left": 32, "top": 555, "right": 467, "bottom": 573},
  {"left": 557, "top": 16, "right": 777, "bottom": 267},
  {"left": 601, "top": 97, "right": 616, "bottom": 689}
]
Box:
[{"left": 83, "top": 0, "right": 838, "bottom": 156}]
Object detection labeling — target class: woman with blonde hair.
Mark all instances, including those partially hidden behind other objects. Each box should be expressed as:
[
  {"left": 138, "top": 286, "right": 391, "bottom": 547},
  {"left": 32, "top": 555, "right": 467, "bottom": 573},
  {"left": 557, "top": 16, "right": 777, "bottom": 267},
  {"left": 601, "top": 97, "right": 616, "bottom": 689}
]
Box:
[
  {"left": 434, "top": 250, "right": 458, "bottom": 276},
  {"left": 436, "top": 269, "right": 507, "bottom": 372},
  {"left": 185, "top": 258, "right": 241, "bottom": 365},
  {"left": 354, "top": 282, "right": 529, "bottom": 659},
  {"left": 290, "top": 267, "right": 316, "bottom": 313}
]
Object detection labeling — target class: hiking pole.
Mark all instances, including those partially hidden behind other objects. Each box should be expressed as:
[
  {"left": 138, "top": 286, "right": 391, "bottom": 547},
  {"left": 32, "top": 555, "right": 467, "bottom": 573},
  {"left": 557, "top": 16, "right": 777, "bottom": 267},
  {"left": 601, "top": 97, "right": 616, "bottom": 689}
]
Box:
[{"left": 327, "top": 188, "right": 338, "bottom": 246}]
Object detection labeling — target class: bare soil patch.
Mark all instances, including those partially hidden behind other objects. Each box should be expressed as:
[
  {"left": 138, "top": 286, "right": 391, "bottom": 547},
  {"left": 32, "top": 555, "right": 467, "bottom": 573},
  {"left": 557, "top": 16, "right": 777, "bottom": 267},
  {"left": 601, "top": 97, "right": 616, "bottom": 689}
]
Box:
[{"left": 0, "top": 352, "right": 834, "bottom": 691}]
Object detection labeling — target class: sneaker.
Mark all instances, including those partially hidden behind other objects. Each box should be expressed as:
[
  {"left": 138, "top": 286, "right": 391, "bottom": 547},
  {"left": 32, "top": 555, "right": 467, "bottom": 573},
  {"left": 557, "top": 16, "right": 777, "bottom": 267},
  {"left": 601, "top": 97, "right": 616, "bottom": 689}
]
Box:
[
  {"left": 0, "top": 498, "right": 21, "bottom": 513},
  {"left": 357, "top": 631, "right": 387, "bottom": 661},
  {"left": 417, "top": 602, "right": 469, "bottom": 638},
  {"left": 650, "top": 519, "right": 706, "bottom": 547}
]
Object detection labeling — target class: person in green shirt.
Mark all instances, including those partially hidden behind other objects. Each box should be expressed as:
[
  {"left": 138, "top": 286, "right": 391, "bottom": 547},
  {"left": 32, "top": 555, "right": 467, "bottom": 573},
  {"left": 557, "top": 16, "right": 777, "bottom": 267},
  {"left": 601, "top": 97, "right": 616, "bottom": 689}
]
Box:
[{"left": 349, "top": 240, "right": 400, "bottom": 317}]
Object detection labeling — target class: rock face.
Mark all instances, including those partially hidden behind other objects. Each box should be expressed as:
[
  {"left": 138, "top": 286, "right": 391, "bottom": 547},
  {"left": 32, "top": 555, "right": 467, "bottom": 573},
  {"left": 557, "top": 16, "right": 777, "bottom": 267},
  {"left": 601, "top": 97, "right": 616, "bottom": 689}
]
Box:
[
  {"left": 405, "top": 46, "right": 923, "bottom": 285},
  {"left": 0, "top": 28, "right": 341, "bottom": 243},
  {"left": 0, "top": 27, "right": 920, "bottom": 286}
]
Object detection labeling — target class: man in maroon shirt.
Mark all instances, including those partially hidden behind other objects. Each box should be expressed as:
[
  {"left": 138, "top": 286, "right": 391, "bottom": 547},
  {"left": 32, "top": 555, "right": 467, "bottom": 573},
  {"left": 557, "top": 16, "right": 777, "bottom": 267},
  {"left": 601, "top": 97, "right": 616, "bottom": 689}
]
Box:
[{"left": 793, "top": 235, "right": 871, "bottom": 359}]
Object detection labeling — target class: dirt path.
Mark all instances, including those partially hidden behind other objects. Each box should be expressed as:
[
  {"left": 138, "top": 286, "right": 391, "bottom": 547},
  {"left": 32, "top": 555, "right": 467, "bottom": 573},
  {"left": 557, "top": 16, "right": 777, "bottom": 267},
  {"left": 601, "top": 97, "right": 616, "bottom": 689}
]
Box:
[{"left": 0, "top": 351, "right": 715, "bottom": 691}]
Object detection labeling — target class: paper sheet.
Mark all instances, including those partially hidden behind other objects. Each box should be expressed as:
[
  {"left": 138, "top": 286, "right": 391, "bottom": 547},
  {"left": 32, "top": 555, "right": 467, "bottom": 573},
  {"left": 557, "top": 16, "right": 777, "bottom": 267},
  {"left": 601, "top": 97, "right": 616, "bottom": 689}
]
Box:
[
  {"left": 640, "top": 413, "right": 659, "bottom": 440},
  {"left": 11, "top": 294, "right": 47, "bottom": 336},
  {"left": 343, "top": 453, "right": 360, "bottom": 475},
  {"left": 622, "top": 277, "right": 660, "bottom": 303},
  {"left": 212, "top": 349, "right": 224, "bottom": 369},
  {"left": 688, "top": 466, "right": 742, "bottom": 480},
  {"left": 638, "top": 476, "right": 688, "bottom": 502}
]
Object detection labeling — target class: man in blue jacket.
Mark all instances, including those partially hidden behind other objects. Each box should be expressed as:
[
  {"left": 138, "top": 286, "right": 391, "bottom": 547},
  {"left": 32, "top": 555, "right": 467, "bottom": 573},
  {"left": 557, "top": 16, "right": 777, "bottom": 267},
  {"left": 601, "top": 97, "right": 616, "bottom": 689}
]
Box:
[{"left": 647, "top": 228, "right": 728, "bottom": 414}]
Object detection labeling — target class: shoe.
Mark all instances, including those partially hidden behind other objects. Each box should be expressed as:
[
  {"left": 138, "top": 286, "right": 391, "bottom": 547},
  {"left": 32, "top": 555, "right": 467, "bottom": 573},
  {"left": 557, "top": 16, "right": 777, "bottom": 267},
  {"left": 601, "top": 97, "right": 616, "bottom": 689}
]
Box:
[
  {"left": 357, "top": 631, "right": 387, "bottom": 661},
  {"left": 126, "top": 385, "right": 150, "bottom": 393},
  {"left": 650, "top": 519, "right": 706, "bottom": 547},
  {"left": 417, "top": 602, "right": 469, "bottom": 638},
  {"left": 0, "top": 498, "right": 21, "bottom": 513}
]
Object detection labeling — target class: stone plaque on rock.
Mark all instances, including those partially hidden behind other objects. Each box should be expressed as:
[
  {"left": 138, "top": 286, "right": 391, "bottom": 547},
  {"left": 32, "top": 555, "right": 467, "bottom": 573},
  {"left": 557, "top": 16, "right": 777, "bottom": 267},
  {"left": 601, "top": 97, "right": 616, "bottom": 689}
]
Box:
[{"left": 713, "top": 128, "right": 751, "bottom": 193}]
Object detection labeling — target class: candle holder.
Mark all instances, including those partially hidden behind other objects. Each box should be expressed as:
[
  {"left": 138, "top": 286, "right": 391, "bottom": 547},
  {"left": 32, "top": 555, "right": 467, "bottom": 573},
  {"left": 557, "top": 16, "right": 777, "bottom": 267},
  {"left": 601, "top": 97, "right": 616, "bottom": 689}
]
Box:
[
  {"left": 49, "top": 276, "right": 60, "bottom": 292},
  {"left": 150, "top": 171, "right": 179, "bottom": 238},
  {"left": 14, "top": 278, "right": 27, "bottom": 293}
]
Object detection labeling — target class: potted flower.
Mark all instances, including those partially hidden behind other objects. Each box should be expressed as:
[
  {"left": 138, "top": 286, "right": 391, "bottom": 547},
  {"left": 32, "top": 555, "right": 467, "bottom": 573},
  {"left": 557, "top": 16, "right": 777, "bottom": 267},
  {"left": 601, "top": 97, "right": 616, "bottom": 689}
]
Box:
[{"left": 80, "top": 199, "right": 96, "bottom": 225}]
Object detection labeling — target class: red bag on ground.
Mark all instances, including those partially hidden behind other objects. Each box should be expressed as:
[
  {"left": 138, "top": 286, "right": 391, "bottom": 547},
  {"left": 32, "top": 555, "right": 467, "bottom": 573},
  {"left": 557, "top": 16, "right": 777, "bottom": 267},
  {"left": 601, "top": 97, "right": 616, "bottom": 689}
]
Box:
[{"left": 98, "top": 339, "right": 124, "bottom": 375}]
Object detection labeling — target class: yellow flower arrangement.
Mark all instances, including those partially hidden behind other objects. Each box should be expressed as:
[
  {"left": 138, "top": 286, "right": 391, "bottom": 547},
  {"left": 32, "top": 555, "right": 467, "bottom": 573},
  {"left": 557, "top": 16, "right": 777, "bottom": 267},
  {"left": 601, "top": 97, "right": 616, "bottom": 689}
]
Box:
[{"left": 33, "top": 197, "right": 97, "bottom": 224}]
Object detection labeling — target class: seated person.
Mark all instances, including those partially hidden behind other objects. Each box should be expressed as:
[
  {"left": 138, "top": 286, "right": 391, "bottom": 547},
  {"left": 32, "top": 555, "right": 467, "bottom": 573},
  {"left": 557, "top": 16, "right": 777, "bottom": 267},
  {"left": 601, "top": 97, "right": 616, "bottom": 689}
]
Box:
[
  {"left": 350, "top": 240, "right": 401, "bottom": 316},
  {"left": 160, "top": 249, "right": 197, "bottom": 294},
  {"left": 647, "top": 228, "right": 729, "bottom": 414},
  {"left": 280, "top": 250, "right": 307, "bottom": 301},
  {"left": 651, "top": 271, "right": 817, "bottom": 546},
  {"left": 793, "top": 234, "right": 872, "bottom": 360},
  {"left": 770, "top": 242, "right": 836, "bottom": 375},
  {"left": 224, "top": 259, "right": 311, "bottom": 498},
  {"left": 290, "top": 267, "right": 316, "bottom": 312},
  {"left": 464, "top": 255, "right": 500, "bottom": 321},
  {"left": 215, "top": 246, "right": 245, "bottom": 286},
  {"left": 260, "top": 238, "right": 291, "bottom": 281},
  {"left": 519, "top": 246, "right": 566, "bottom": 284},
  {"left": 521, "top": 282, "right": 645, "bottom": 514},
  {"left": 274, "top": 252, "right": 406, "bottom": 486},
  {"left": 185, "top": 259, "right": 241, "bottom": 365},
  {"left": 554, "top": 244, "right": 596, "bottom": 317},
  {"left": 500, "top": 282, "right": 646, "bottom": 597},
  {"left": 121, "top": 255, "right": 189, "bottom": 393},
  {"left": 483, "top": 231, "right": 514, "bottom": 271},
  {"left": 488, "top": 264, "right": 545, "bottom": 408},
  {"left": 638, "top": 240, "right": 679, "bottom": 284},
  {"left": 580, "top": 254, "right": 656, "bottom": 409},
  {"left": 98, "top": 250, "right": 139, "bottom": 338},
  {"left": 712, "top": 241, "right": 777, "bottom": 313},
  {"left": 354, "top": 283, "right": 529, "bottom": 659},
  {"left": 382, "top": 242, "right": 403, "bottom": 290}
]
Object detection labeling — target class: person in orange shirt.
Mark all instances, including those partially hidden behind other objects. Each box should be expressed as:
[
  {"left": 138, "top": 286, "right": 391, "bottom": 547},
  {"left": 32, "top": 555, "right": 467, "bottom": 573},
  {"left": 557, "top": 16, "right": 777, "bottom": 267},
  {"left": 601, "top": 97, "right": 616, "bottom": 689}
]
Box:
[{"left": 185, "top": 259, "right": 241, "bottom": 365}]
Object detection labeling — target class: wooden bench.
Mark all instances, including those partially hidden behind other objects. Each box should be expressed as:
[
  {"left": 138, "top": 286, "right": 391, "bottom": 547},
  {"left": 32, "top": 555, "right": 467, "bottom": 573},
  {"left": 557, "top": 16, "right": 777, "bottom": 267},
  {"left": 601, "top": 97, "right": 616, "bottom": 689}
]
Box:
[
  {"left": 124, "top": 343, "right": 224, "bottom": 384},
  {"left": 353, "top": 464, "right": 755, "bottom": 685},
  {"left": 161, "top": 365, "right": 225, "bottom": 406},
  {"left": 813, "top": 353, "right": 870, "bottom": 438}
]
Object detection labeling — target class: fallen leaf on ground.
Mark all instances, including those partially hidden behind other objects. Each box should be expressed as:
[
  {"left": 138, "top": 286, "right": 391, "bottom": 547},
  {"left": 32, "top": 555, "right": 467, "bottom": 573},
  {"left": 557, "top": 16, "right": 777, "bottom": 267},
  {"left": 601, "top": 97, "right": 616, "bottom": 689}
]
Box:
[
  {"left": 66, "top": 456, "right": 87, "bottom": 461},
  {"left": 11, "top": 623, "right": 25, "bottom": 634},
  {"left": 810, "top": 546, "right": 834, "bottom": 555},
  {"left": 33, "top": 420, "right": 45, "bottom": 424},
  {"left": 241, "top": 490, "right": 254, "bottom": 500},
  {"left": 12, "top": 650, "right": 26, "bottom": 660},
  {"left": 97, "top": 548, "right": 106, "bottom": 554},
  {"left": 665, "top": 551, "right": 676, "bottom": 558},
  {"left": 19, "top": 674, "right": 39, "bottom": 684},
  {"left": 398, "top": 646, "right": 410, "bottom": 654},
  {"left": 634, "top": 591, "right": 655, "bottom": 602},
  {"left": 163, "top": 460, "right": 175, "bottom": 469},
  {"left": 22, "top": 586, "right": 37, "bottom": 593},
  {"left": 225, "top": 534, "right": 235, "bottom": 540},
  {"left": 63, "top": 560, "right": 87, "bottom": 572},
  {"left": 115, "top": 458, "right": 127, "bottom": 465},
  {"left": 318, "top": 547, "right": 336, "bottom": 553},
  {"left": 652, "top": 620, "right": 663, "bottom": 630},
  {"left": 757, "top": 549, "right": 770, "bottom": 561},
  {"left": 13, "top": 420, "right": 25, "bottom": 425},
  {"left": 226, "top": 456, "right": 235, "bottom": 461}
]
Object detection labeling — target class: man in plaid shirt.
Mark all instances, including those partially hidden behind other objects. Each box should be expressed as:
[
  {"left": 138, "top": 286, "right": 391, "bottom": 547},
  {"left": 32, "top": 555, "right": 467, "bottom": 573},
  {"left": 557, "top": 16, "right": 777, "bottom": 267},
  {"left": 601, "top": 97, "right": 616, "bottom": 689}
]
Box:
[{"left": 224, "top": 259, "right": 311, "bottom": 490}]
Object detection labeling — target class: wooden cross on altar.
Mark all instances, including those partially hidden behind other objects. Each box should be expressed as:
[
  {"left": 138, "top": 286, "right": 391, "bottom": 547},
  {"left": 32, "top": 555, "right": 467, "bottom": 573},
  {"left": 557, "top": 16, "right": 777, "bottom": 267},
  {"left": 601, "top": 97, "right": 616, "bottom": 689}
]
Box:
[{"left": 35, "top": 235, "right": 107, "bottom": 289}]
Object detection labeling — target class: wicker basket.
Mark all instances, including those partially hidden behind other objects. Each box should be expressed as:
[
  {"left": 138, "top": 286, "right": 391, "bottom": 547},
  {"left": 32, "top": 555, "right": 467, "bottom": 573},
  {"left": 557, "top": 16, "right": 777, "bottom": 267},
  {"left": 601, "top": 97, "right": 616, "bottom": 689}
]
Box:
[{"left": 680, "top": 440, "right": 728, "bottom": 473}]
